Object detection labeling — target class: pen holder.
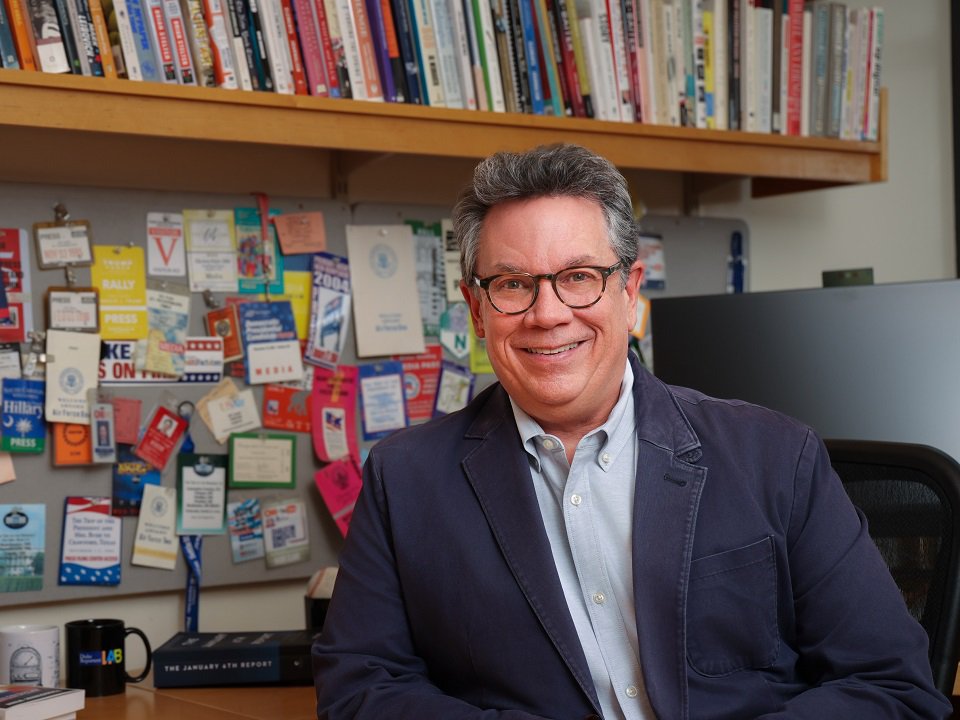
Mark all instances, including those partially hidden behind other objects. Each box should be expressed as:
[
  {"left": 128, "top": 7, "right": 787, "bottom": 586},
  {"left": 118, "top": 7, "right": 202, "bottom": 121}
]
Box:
[{"left": 304, "top": 596, "right": 331, "bottom": 632}]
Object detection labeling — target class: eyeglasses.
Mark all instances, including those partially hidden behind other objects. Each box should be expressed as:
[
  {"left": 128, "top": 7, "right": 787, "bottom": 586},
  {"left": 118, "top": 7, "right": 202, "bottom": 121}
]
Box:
[{"left": 473, "top": 262, "right": 622, "bottom": 315}]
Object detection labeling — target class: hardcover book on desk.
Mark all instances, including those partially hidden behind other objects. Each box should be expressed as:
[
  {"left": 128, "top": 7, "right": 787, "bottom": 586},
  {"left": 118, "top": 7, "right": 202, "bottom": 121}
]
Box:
[
  {"left": 649, "top": 279, "right": 960, "bottom": 464},
  {"left": 153, "top": 630, "right": 315, "bottom": 687}
]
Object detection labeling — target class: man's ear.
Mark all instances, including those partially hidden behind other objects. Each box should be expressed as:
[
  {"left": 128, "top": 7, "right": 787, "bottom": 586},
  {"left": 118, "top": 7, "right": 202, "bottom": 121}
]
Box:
[
  {"left": 460, "top": 279, "right": 485, "bottom": 338},
  {"left": 623, "top": 260, "right": 645, "bottom": 330}
]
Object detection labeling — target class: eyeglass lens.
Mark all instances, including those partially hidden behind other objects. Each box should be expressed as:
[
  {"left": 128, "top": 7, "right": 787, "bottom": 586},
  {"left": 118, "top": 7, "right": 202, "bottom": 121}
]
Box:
[{"left": 488, "top": 267, "right": 607, "bottom": 313}]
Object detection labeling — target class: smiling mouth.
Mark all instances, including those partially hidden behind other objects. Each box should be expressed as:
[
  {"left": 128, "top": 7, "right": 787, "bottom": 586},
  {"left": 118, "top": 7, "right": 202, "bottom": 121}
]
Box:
[{"left": 525, "top": 342, "right": 580, "bottom": 355}]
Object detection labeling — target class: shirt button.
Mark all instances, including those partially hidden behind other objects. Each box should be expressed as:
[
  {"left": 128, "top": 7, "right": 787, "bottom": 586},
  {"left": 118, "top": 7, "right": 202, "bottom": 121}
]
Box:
[
  {"left": 570, "top": 494, "right": 582, "bottom": 506},
  {"left": 542, "top": 438, "right": 556, "bottom": 450},
  {"left": 592, "top": 592, "right": 605, "bottom": 604},
  {"left": 601, "top": 452, "right": 611, "bottom": 464},
  {"left": 625, "top": 685, "right": 638, "bottom": 698}
]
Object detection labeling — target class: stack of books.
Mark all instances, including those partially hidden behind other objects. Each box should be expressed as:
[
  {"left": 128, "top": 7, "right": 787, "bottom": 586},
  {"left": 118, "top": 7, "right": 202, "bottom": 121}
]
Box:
[
  {"left": 0, "top": 685, "right": 84, "bottom": 720},
  {"left": 0, "top": 0, "right": 883, "bottom": 138}
]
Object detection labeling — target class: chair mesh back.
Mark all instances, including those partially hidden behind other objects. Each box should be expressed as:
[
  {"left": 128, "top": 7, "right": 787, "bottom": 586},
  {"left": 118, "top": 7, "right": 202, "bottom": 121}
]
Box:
[{"left": 833, "top": 461, "right": 953, "bottom": 655}]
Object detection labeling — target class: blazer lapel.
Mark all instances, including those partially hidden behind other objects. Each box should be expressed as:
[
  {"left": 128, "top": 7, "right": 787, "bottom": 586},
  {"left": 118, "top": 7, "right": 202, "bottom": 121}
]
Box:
[{"left": 461, "top": 388, "right": 600, "bottom": 711}]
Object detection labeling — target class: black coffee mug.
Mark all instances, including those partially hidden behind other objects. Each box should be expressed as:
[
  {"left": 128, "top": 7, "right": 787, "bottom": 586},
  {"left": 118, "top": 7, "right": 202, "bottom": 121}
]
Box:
[{"left": 65, "top": 619, "right": 152, "bottom": 697}]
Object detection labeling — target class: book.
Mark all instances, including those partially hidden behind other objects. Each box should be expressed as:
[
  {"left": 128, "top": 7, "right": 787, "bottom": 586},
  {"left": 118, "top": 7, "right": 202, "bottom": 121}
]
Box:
[
  {"left": 533, "top": 0, "right": 562, "bottom": 115},
  {"left": 317, "top": 0, "right": 350, "bottom": 96},
  {"left": 784, "top": 0, "right": 802, "bottom": 134},
  {"left": 202, "top": 0, "right": 239, "bottom": 86},
  {"left": 225, "top": 0, "right": 254, "bottom": 88},
  {"left": 278, "top": 0, "right": 308, "bottom": 93},
  {"left": 112, "top": 0, "right": 144, "bottom": 78},
  {"left": 86, "top": 0, "right": 117, "bottom": 76},
  {"left": 162, "top": 0, "right": 196, "bottom": 81},
  {"left": 145, "top": 0, "right": 179, "bottom": 80},
  {"left": 260, "top": 0, "right": 294, "bottom": 92},
  {"left": 408, "top": 0, "right": 444, "bottom": 104},
  {"left": 824, "top": 0, "right": 844, "bottom": 137},
  {"left": 808, "top": 0, "right": 828, "bottom": 136},
  {"left": 292, "top": 0, "right": 329, "bottom": 94},
  {"left": 65, "top": 0, "right": 101, "bottom": 74},
  {"left": 447, "top": 0, "right": 476, "bottom": 108},
  {"left": 386, "top": 0, "right": 417, "bottom": 101},
  {"left": 153, "top": 630, "right": 314, "bottom": 687},
  {"left": 475, "top": 0, "right": 507, "bottom": 112},
  {"left": 24, "top": 0, "right": 71, "bottom": 72},
  {"left": 52, "top": 0, "right": 83, "bottom": 73},
  {"left": 0, "top": 685, "right": 84, "bottom": 719},
  {"left": 426, "top": 0, "right": 462, "bottom": 106},
  {"left": 124, "top": 0, "right": 164, "bottom": 81},
  {"left": 2, "top": 0, "right": 35, "bottom": 69},
  {"left": 862, "top": 5, "right": 881, "bottom": 141},
  {"left": 245, "top": 0, "right": 277, "bottom": 90}
]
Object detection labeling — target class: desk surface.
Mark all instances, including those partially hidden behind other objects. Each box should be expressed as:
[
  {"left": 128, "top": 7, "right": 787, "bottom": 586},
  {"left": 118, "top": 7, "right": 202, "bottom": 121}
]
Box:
[{"left": 78, "top": 681, "right": 316, "bottom": 719}]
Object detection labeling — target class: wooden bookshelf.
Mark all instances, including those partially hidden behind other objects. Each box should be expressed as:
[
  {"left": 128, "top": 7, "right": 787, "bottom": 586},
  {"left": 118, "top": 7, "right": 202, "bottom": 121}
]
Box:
[{"left": 0, "top": 70, "right": 886, "bottom": 204}]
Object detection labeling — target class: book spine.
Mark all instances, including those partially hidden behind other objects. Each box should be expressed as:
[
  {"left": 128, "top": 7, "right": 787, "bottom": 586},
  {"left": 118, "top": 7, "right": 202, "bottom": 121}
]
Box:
[
  {"left": 163, "top": 0, "right": 197, "bottom": 81},
  {"left": 87, "top": 0, "right": 117, "bottom": 75},
  {"left": 387, "top": 0, "right": 418, "bottom": 100},
  {"left": 689, "top": 0, "right": 707, "bottom": 127},
  {"left": 202, "top": 0, "right": 239, "bottom": 86},
  {"left": 768, "top": 0, "right": 781, "bottom": 132},
  {"left": 534, "top": 0, "right": 562, "bottom": 115},
  {"left": 754, "top": 2, "right": 770, "bottom": 132},
  {"left": 516, "top": 0, "right": 542, "bottom": 113},
  {"left": 507, "top": 0, "right": 531, "bottom": 111},
  {"left": 0, "top": 0, "right": 22, "bottom": 67},
  {"left": 863, "top": 5, "right": 881, "bottom": 141},
  {"left": 553, "top": 0, "right": 584, "bottom": 115},
  {"left": 246, "top": 0, "right": 277, "bottom": 90},
  {"left": 379, "top": 0, "right": 408, "bottom": 100},
  {"left": 799, "top": 2, "right": 809, "bottom": 134},
  {"left": 3, "top": 0, "right": 36, "bottom": 68},
  {"left": 602, "top": 0, "right": 629, "bottom": 120},
  {"left": 824, "top": 0, "right": 844, "bottom": 137},
  {"left": 461, "top": 0, "right": 487, "bottom": 109},
  {"left": 26, "top": 0, "right": 72, "bottom": 72},
  {"left": 279, "top": 0, "right": 309, "bottom": 93},
  {"left": 635, "top": 0, "right": 652, "bottom": 122},
  {"left": 741, "top": 0, "right": 754, "bottom": 130},
  {"left": 54, "top": 0, "right": 84, "bottom": 73},
  {"left": 260, "top": 0, "right": 294, "bottom": 92},
  {"left": 225, "top": 0, "right": 255, "bottom": 88},
  {"left": 428, "top": 0, "right": 463, "bottom": 106},
  {"left": 784, "top": 0, "right": 800, "bottom": 134},
  {"left": 778, "top": 7, "right": 787, "bottom": 131},
  {"left": 808, "top": 0, "right": 827, "bottom": 136},
  {"left": 408, "top": 0, "right": 444, "bottom": 104},
  {"left": 311, "top": 0, "right": 341, "bottom": 94},
  {"left": 448, "top": 0, "right": 476, "bottom": 107},
  {"left": 362, "top": 0, "right": 395, "bottom": 99},
  {"left": 563, "top": 0, "right": 590, "bottom": 115},
  {"left": 180, "top": 0, "right": 215, "bottom": 84},
  {"left": 670, "top": 0, "right": 687, "bottom": 124},
  {"left": 848, "top": 5, "right": 867, "bottom": 140},
  {"left": 543, "top": 0, "right": 571, "bottom": 114},
  {"left": 728, "top": 0, "right": 740, "bottom": 129},
  {"left": 321, "top": 0, "right": 352, "bottom": 96},
  {"left": 492, "top": 0, "right": 515, "bottom": 111},
  {"left": 702, "top": 4, "right": 713, "bottom": 127},
  {"left": 113, "top": 0, "right": 145, "bottom": 78},
  {"left": 478, "top": 0, "right": 507, "bottom": 111},
  {"left": 293, "top": 0, "right": 329, "bottom": 94},
  {"left": 145, "top": 0, "right": 177, "bottom": 79},
  {"left": 712, "top": 0, "right": 726, "bottom": 128},
  {"left": 68, "top": 0, "right": 100, "bottom": 73}
]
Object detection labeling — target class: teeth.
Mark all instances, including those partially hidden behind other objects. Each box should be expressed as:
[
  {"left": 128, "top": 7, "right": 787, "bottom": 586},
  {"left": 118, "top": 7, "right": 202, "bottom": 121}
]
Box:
[{"left": 527, "top": 342, "right": 579, "bottom": 355}]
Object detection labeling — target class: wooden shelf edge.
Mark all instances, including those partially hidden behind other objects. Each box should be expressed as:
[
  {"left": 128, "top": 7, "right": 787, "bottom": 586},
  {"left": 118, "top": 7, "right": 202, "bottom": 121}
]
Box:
[{"left": 0, "top": 71, "right": 886, "bottom": 187}]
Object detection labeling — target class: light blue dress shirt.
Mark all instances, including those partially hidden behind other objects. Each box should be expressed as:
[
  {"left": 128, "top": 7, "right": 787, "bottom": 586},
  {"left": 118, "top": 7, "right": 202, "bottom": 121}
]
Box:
[{"left": 510, "top": 361, "right": 656, "bottom": 720}]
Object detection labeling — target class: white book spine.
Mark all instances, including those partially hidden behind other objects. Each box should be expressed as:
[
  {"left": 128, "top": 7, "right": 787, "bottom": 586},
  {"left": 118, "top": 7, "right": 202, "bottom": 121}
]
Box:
[
  {"left": 579, "top": 15, "right": 615, "bottom": 120},
  {"left": 448, "top": 0, "right": 478, "bottom": 109},
  {"left": 606, "top": 0, "right": 634, "bottom": 121},
  {"left": 480, "top": 0, "right": 506, "bottom": 111},
  {"left": 164, "top": 0, "right": 198, "bottom": 83},
  {"left": 850, "top": 7, "right": 869, "bottom": 140},
  {"left": 800, "top": 6, "right": 810, "bottom": 136},
  {"left": 429, "top": 0, "right": 465, "bottom": 107},
  {"left": 741, "top": 0, "right": 755, "bottom": 131},
  {"left": 65, "top": 0, "right": 93, "bottom": 73},
  {"left": 779, "top": 12, "right": 787, "bottom": 134},
  {"left": 146, "top": 0, "right": 178, "bottom": 81},
  {"left": 754, "top": 4, "right": 771, "bottom": 133},
  {"left": 113, "top": 0, "right": 144, "bottom": 79},
  {"left": 411, "top": 0, "right": 445, "bottom": 105},
  {"left": 712, "top": 0, "right": 726, "bottom": 129},
  {"left": 262, "top": 0, "right": 295, "bottom": 93},
  {"left": 662, "top": 1, "right": 679, "bottom": 125},
  {"left": 864, "top": 6, "right": 882, "bottom": 141}
]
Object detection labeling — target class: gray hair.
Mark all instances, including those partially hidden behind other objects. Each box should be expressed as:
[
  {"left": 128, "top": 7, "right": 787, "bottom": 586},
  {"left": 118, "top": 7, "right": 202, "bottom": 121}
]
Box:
[{"left": 452, "top": 144, "right": 639, "bottom": 284}]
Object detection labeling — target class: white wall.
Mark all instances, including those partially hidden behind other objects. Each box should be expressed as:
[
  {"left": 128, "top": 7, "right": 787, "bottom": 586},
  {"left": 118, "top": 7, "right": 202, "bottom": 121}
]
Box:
[
  {"left": 704, "top": 0, "right": 955, "bottom": 291},
  {"left": 1, "top": 0, "right": 952, "bottom": 676}
]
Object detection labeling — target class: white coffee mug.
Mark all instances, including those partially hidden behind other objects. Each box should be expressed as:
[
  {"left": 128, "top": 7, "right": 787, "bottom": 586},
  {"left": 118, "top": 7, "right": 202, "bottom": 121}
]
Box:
[{"left": 0, "top": 624, "right": 60, "bottom": 687}]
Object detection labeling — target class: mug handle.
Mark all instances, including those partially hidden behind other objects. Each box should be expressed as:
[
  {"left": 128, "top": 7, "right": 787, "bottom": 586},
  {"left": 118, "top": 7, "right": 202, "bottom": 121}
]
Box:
[{"left": 124, "top": 627, "right": 153, "bottom": 683}]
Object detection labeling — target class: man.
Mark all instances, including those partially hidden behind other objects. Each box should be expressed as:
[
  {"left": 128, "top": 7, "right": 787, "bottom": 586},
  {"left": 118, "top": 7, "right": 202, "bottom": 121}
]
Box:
[{"left": 313, "top": 144, "right": 950, "bottom": 719}]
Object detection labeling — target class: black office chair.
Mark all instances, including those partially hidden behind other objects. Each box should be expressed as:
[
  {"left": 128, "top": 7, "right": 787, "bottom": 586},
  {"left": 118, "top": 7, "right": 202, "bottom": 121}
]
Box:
[{"left": 825, "top": 439, "right": 960, "bottom": 697}]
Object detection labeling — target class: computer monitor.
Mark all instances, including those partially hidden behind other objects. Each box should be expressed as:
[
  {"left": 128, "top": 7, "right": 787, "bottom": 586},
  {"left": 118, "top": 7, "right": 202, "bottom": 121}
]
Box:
[{"left": 649, "top": 279, "right": 960, "bottom": 464}]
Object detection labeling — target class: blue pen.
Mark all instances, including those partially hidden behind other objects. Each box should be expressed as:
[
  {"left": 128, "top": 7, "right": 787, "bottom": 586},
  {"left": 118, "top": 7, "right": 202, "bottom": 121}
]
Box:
[{"left": 726, "top": 232, "right": 745, "bottom": 294}]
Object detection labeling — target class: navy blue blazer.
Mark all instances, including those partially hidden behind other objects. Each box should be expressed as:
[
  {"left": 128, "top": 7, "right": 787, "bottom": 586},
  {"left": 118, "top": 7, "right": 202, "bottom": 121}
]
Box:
[{"left": 313, "top": 354, "right": 950, "bottom": 719}]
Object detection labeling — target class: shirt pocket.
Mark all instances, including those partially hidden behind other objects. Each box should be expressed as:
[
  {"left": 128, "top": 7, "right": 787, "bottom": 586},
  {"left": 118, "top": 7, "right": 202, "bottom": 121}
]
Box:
[{"left": 686, "top": 536, "right": 779, "bottom": 677}]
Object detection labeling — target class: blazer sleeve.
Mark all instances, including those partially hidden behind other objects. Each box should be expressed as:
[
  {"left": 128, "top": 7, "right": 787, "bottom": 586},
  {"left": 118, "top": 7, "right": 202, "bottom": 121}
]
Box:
[
  {"left": 758, "top": 430, "right": 952, "bottom": 719},
  {"left": 311, "top": 453, "right": 553, "bottom": 720}
]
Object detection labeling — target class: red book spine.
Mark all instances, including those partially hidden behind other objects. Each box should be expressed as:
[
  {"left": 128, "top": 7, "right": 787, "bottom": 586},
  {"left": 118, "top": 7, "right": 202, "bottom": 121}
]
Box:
[
  {"left": 310, "top": 0, "right": 340, "bottom": 96},
  {"left": 279, "top": 0, "right": 308, "bottom": 93},
  {"left": 785, "top": 0, "right": 802, "bottom": 135},
  {"left": 293, "top": 0, "right": 329, "bottom": 94}
]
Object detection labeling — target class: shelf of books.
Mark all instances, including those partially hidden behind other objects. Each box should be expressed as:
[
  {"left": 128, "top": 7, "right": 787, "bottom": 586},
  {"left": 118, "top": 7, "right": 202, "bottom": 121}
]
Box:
[{"left": 0, "top": 70, "right": 885, "bottom": 202}]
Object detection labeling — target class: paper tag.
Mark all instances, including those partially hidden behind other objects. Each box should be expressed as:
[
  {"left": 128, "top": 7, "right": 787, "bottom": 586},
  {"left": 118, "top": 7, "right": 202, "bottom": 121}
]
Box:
[
  {"left": 262, "top": 499, "right": 310, "bottom": 568},
  {"left": 176, "top": 453, "right": 228, "bottom": 535},
  {"left": 227, "top": 498, "right": 265, "bottom": 563},
  {"left": 359, "top": 361, "right": 407, "bottom": 441},
  {"left": 132, "top": 484, "right": 178, "bottom": 570},
  {"left": 134, "top": 405, "right": 187, "bottom": 469},
  {"left": 273, "top": 212, "right": 327, "bottom": 255},
  {"left": 206, "top": 388, "right": 261, "bottom": 444},
  {"left": 311, "top": 366, "right": 359, "bottom": 463},
  {"left": 90, "top": 399, "right": 117, "bottom": 463},
  {"left": 147, "top": 212, "right": 187, "bottom": 277},
  {"left": 314, "top": 458, "right": 362, "bottom": 537},
  {"left": 59, "top": 497, "right": 122, "bottom": 585}
]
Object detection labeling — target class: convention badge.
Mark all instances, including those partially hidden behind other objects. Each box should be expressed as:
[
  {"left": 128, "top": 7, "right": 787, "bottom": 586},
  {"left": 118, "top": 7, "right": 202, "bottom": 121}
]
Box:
[
  {"left": 205, "top": 304, "right": 244, "bottom": 362},
  {"left": 134, "top": 404, "right": 188, "bottom": 470},
  {"left": 46, "top": 287, "right": 100, "bottom": 332},
  {"left": 53, "top": 422, "right": 92, "bottom": 465},
  {"left": 394, "top": 344, "right": 442, "bottom": 423},
  {"left": 111, "top": 443, "right": 161, "bottom": 516},
  {"left": 132, "top": 484, "right": 178, "bottom": 570},
  {"left": 228, "top": 433, "right": 295, "bottom": 489},
  {"left": 358, "top": 361, "right": 407, "bottom": 442},
  {"left": 273, "top": 211, "right": 327, "bottom": 255},
  {"left": 176, "top": 453, "right": 228, "bottom": 535},
  {"left": 89, "top": 392, "right": 117, "bottom": 464},
  {"left": 440, "top": 302, "right": 470, "bottom": 359},
  {"left": 146, "top": 212, "right": 187, "bottom": 278},
  {"left": 433, "top": 361, "right": 475, "bottom": 417},
  {"left": 262, "top": 498, "right": 310, "bottom": 568},
  {"left": 0, "top": 378, "right": 45, "bottom": 453},
  {"left": 206, "top": 388, "right": 261, "bottom": 444},
  {"left": 33, "top": 218, "right": 93, "bottom": 269},
  {"left": 314, "top": 456, "right": 362, "bottom": 538},
  {"left": 311, "top": 365, "right": 359, "bottom": 463},
  {"left": 262, "top": 383, "right": 311, "bottom": 433},
  {"left": 227, "top": 498, "right": 265, "bottom": 563},
  {"left": 59, "top": 497, "right": 121, "bottom": 585}
]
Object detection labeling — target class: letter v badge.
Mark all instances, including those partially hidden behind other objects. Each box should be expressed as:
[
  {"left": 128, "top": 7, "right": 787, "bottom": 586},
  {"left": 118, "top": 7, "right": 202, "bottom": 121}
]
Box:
[{"left": 147, "top": 212, "right": 187, "bottom": 277}]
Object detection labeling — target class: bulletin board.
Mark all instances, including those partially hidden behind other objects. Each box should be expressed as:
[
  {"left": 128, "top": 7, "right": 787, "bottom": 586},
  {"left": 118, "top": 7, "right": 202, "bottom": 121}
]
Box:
[{"left": 0, "top": 182, "right": 747, "bottom": 609}]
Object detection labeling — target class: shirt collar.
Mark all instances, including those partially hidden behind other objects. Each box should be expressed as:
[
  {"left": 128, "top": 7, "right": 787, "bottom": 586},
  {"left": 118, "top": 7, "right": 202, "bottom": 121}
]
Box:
[{"left": 510, "top": 361, "right": 636, "bottom": 473}]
